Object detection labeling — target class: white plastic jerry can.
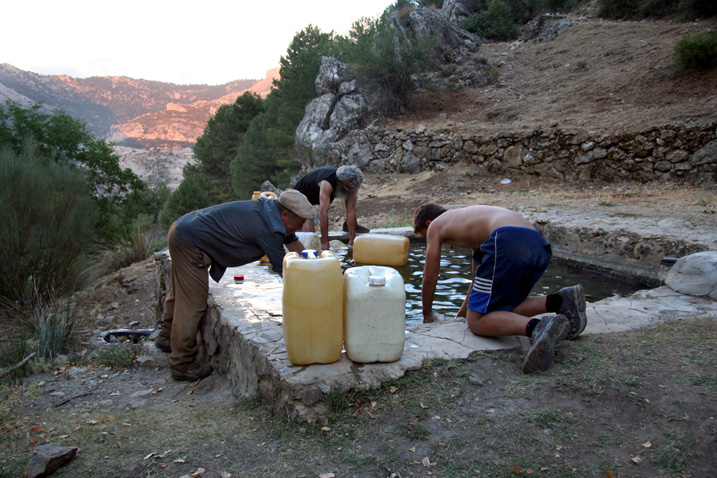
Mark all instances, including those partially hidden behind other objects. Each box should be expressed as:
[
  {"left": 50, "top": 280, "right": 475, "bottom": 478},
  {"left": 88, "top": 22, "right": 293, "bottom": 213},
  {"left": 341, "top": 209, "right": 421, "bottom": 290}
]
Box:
[
  {"left": 343, "top": 266, "right": 406, "bottom": 363},
  {"left": 294, "top": 232, "right": 322, "bottom": 251}
]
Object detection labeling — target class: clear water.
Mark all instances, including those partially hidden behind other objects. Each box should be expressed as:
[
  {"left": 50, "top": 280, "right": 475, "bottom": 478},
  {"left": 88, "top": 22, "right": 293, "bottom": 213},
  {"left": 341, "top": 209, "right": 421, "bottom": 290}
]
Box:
[{"left": 338, "top": 243, "right": 647, "bottom": 325}]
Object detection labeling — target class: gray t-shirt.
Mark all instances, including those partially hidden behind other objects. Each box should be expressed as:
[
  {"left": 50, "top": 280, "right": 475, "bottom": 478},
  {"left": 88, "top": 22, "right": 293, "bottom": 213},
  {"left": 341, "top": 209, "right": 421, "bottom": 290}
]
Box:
[{"left": 176, "top": 198, "right": 298, "bottom": 282}]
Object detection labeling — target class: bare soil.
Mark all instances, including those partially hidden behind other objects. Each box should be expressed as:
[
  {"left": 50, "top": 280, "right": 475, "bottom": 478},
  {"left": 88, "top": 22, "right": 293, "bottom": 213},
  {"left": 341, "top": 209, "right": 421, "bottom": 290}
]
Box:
[{"left": 2, "top": 9, "right": 717, "bottom": 478}]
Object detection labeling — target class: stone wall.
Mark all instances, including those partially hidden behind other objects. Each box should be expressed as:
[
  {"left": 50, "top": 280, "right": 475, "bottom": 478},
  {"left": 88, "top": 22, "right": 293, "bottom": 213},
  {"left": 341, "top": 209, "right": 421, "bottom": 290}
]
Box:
[
  {"left": 351, "top": 122, "right": 716, "bottom": 183},
  {"left": 524, "top": 212, "right": 717, "bottom": 285}
]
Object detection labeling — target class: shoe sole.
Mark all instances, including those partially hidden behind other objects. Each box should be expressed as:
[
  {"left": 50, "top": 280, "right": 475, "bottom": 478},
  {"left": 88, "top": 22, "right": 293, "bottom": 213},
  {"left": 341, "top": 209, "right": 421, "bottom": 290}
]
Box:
[
  {"left": 171, "top": 369, "right": 213, "bottom": 382},
  {"left": 565, "top": 285, "right": 587, "bottom": 340},
  {"left": 522, "top": 316, "right": 569, "bottom": 374}
]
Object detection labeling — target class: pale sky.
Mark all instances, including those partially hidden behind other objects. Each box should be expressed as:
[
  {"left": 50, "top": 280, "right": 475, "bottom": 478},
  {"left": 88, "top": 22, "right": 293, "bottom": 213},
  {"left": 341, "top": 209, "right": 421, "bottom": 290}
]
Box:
[{"left": 2, "top": 0, "right": 395, "bottom": 85}]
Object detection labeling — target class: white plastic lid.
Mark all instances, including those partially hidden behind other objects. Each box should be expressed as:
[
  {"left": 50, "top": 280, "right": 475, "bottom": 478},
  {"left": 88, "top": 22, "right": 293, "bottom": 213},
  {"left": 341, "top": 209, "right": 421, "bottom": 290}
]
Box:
[
  {"left": 301, "top": 249, "right": 318, "bottom": 259},
  {"left": 368, "top": 275, "right": 386, "bottom": 286}
]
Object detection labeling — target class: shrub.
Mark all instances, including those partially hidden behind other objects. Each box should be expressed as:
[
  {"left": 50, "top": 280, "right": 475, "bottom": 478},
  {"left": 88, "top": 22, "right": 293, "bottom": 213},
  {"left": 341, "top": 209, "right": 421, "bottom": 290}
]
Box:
[
  {"left": 27, "top": 294, "right": 76, "bottom": 360},
  {"left": 460, "top": 0, "right": 520, "bottom": 41},
  {"left": 337, "top": 14, "right": 436, "bottom": 117},
  {"left": 0, "top": 142, "right": 96, "bottom": 302},
  {"left": 0, "top": 101, "right": 145, "bottom": 242},
  {"left": 674, "top": 31, "right": 717, "bottom": 70},
  {"left": 598, "top": 0, "right": 717, "bottom": 19},
  {"left": 0, "top": 289, "right": 76, "bottom": 371},
  {"left": 96, "top": 343, "right": 140, "bottom": 369},
  {"left": 638, "top": 0, "right": 678, "bottom": 17},
  {"left": 158, "top": 176, "right": 211, "bottom": 229},
  {"left": 678, "top": 0, "right": 717, "bottom": 19},
  {"left": 502, "top": 0, "right": 547, "bottom": 24},
  {"left": 544, "top": 0, "right": 582, "bottom": 12},
  {"left": 598, "top": 0, "right": 639, "bottom": 18},
  {"left": 83, "top": 224, "right": 165, "bottom": 284},
  {"left": 0, "top": 329, "right": 37, "bottom": 379}
]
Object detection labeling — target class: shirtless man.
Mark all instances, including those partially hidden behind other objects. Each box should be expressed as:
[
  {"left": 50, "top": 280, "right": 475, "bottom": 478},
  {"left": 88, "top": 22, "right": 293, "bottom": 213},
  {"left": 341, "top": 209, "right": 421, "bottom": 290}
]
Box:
[{"left": 413, "top": 203, "right": 587, "bottom": 373}]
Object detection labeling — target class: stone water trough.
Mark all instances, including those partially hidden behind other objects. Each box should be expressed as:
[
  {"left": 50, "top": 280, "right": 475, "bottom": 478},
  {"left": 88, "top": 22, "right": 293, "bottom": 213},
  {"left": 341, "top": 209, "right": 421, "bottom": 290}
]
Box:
[{"left": 153, "top": 210, "right": 717, "bottom": 420}]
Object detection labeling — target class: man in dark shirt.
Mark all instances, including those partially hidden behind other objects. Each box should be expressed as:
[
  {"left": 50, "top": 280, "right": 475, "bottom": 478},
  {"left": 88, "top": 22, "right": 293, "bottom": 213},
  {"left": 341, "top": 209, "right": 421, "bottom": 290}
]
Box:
[
  {"left": 156, "top": 189, "right": 314, "bottom": 382},
  {"left": 294, "top": 165, "right": 368, "bottom": 250}
]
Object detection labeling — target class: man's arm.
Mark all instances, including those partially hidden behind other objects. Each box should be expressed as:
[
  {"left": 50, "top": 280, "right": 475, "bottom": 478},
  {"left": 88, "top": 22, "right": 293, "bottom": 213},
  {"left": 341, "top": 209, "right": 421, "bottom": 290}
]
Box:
[
  {"left": 421, "top": 229, "right": 443, "bottom": 323},
  {"left": 285, "top": 239, "right": 304, "bottom": 254},
  {"left": 344, "top": 188, "right": 358, "bottom": 246},
  {"left": 318, "top": 181, "right": 333, "bottom": 250}
]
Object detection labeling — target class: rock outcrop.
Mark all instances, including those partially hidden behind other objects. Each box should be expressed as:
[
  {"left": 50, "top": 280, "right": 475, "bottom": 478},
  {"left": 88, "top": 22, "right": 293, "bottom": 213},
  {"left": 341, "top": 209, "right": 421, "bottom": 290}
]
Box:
[
  {"left": 522, "top": 14, "right": 575, "bottom": 43},
  {"left": 385, "top": 6, "right": 481, "bottom": 65},
  {"left": 294, "top": 57, "right": 380, "bottom": 172},
  {"left": 294, "top": 6, "right": 481, "bottom": 174}
]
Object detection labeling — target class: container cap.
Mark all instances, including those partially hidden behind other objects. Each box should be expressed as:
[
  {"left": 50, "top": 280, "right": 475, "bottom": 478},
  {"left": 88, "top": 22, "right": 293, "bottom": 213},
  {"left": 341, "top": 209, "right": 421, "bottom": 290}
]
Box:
[
  {"left": 301, "top": 249, "right": 318, "bottom": 259},
  {"left": 368, "top": 275, "right": 386, "bottom": 286}
]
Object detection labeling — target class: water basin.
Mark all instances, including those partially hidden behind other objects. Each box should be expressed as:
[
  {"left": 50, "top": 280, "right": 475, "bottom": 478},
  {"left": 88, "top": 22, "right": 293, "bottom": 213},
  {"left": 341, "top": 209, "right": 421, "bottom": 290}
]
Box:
[{"left": 342, "top": 243, "right": 648, "bottom": 325}]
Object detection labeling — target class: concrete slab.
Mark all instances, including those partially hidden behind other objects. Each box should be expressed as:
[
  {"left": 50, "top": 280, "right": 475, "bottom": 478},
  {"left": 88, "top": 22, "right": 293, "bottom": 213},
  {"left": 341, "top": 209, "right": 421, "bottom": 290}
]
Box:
[{"left": 586, "top": 286, "right": 717, "bottom": 334}]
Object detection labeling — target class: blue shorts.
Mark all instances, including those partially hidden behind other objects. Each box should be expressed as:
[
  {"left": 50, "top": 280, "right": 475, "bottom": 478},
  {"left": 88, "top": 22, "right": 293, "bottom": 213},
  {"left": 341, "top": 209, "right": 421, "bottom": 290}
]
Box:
[{"left": 467, "top": 226, "right": 552, "bottom": 314}]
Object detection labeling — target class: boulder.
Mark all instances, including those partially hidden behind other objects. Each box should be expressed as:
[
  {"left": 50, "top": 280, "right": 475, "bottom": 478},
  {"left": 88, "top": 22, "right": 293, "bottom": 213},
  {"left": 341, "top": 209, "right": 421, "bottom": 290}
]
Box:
[
  {"left": 27, "top": 444, "right": 78, "bottom": 478},
  {"left": 691, "top": 139, "right": 717, "bottom": 166},
  {"left": 665, "top": 251, "right": 717, "bottom": 300}
]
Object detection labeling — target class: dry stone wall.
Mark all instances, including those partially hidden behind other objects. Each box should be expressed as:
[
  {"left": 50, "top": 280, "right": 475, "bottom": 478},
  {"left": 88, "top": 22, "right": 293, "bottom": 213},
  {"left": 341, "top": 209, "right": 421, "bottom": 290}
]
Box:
[{"left": 348, "top": 122, "right": 716, "bottom": 183}]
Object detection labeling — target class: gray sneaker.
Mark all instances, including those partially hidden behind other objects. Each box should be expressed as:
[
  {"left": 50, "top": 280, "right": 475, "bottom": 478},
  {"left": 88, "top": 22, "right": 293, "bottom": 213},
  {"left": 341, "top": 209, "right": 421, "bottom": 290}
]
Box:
[
  {"left": 522, "top": 315, "right": 569, "bottom": 374},
  {"left": 558, "top": 284, "right": 587, "bottom": 340}
]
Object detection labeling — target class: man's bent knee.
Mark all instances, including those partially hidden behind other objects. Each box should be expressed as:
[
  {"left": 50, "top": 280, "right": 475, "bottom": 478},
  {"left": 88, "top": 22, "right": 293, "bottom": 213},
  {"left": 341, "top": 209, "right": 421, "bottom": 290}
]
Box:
[{"left": 466, "top": 310, "right": 486, "bottom": 336}]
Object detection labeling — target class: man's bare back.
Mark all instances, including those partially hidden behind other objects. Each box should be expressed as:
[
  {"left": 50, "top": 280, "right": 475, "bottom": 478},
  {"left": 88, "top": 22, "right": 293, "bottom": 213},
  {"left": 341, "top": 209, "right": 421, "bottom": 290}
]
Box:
[{"left": 427, "top": 205, "right": 535, "bottom": 249}]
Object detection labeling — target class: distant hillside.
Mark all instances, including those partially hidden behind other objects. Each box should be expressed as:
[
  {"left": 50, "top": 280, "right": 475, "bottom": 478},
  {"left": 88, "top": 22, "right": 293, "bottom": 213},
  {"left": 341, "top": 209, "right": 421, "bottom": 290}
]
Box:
[{"left": 0, "top": 63, "right": 278, "bottom": 147}]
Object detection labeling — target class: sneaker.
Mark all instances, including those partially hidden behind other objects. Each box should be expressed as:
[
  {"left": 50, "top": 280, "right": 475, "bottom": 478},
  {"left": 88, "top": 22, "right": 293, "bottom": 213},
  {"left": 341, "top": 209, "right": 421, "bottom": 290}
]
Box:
[
  {"left": 342, "top": 221, "right": 370, "bottom": 233},
  {"left": 155, "top": 335, "right": 171, "bottom": 353},
  {"left": 522, "top": 315, "right": 569, "bottom": 374},
  {"left": 558, "top": 284, "right": 587, "bottom": 340},
  {"left": 171, "top": 363, "right": 213, "bottom": 382}
]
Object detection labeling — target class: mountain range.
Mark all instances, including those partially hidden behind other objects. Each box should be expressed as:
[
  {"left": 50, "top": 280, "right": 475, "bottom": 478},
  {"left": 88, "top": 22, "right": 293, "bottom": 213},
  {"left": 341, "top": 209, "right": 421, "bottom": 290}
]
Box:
[
  {"left": 0, "top": 63, "right": 279, "bottom": 187},
  {"left": 0, "top": 63, "right": 278, "bottom": 146}
]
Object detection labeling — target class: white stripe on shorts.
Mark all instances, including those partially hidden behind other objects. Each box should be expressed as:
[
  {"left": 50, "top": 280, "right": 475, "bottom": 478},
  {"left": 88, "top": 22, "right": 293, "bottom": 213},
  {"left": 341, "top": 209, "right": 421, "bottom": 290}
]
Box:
[{"left": 472, "top": 276, "right": 492, "bottom": 293}]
